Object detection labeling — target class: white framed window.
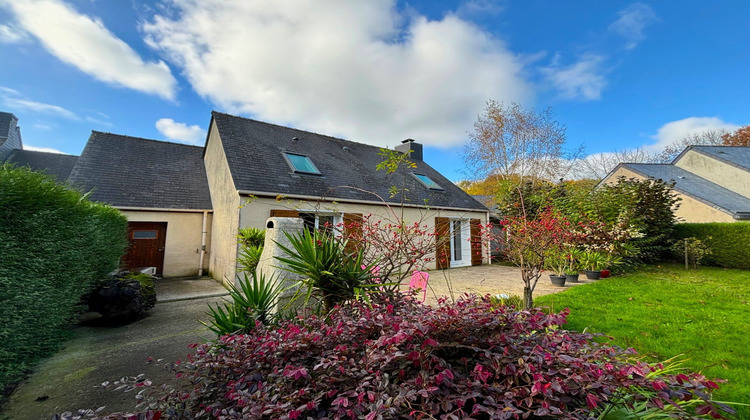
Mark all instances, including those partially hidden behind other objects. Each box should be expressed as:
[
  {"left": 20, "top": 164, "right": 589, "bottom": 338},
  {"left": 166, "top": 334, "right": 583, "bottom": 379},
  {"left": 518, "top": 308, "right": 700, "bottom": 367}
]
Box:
[{"left": 299, "top": 211, "right": 343, "bottom": 236}]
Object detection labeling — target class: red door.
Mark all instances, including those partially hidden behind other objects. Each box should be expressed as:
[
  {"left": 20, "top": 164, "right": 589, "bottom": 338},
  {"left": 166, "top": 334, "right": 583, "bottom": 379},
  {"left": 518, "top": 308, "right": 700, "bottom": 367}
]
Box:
[{"left": 123, "top": 222, "right": 167, "bottom": 276}]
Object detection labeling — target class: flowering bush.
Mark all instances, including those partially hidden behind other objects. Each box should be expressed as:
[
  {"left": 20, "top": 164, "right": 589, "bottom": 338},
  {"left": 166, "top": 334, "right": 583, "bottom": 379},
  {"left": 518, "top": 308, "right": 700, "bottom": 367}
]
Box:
[
  {"left": 122, "top": 295, "right": 729, "bottom": 419},
  {"left": 339, "top": 214, "right": 437, "bottom": 289}
]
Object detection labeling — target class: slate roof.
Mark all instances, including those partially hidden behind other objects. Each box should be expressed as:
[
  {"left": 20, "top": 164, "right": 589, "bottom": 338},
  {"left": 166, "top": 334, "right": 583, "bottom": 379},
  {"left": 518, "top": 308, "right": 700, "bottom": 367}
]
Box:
[
  {"left": 682, "top": 146, "right": 750, "bottom": 171},
  {"left": 67, "top": 131, "right": 212, "bottom": 210},
  {"left": 210, "top": 112, "right": 486, "bottom": 211},
  {"left": 5, "top": 149, "right": 78, "bottom": 182},
  {"left": 620, "top": 163, "right": 750, "bottom": 219}
]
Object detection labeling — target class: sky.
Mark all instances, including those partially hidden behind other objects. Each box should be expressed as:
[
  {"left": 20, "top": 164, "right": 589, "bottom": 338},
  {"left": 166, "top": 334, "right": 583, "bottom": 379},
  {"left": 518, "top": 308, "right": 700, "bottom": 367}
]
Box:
[{"left": 1, "top": 0, "right": 748, "bottom": 181}]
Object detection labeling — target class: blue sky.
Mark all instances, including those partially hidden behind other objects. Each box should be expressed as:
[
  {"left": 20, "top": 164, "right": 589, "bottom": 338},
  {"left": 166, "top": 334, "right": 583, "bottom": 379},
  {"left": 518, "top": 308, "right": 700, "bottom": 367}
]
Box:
[{"left": 1, "top": 0, "right": 748, "bottom": 181}]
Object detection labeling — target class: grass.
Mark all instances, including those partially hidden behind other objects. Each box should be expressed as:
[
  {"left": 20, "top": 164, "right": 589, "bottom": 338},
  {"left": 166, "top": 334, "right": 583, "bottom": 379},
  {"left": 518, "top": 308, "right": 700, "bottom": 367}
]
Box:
[{"left": 536, "top": 263, "right": 750, "bottom": 414}]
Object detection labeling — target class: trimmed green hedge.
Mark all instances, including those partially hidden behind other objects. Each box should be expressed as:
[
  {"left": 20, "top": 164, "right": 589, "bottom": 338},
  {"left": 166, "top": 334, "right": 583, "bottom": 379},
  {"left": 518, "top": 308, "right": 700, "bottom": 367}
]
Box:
[
  {"left": 0, "top": 165, "right": 127, "bottom": 399},
  {"left": 672, "top": 223, "right": 750, "bottom": 269}
]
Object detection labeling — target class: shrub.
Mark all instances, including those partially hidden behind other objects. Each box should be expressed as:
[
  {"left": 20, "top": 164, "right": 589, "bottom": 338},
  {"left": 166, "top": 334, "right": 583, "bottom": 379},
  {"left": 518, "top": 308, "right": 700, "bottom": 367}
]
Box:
[
  {"left": 237, "top": 227, "right": 265, "bottom": 273},
  {"left": 0, "top": 165, "right": 127, "bottom": 401},
  {"left": 86, "top": 271, "right": 157, "bottom": 318},
  {"left": 671, "top": 237, "right": 711, "bottom": 269},
  {"left": 125, "top": 295, "right": 729, "bottom": 419},
  {"left": 275, "top": 229, "right": 378, "bottom": 313},
  {"left": 673, "top": 223, "right": 750, "bottom": 269},
  {"left": 204, "top": 271, "right": 290, "bottom": 336}
]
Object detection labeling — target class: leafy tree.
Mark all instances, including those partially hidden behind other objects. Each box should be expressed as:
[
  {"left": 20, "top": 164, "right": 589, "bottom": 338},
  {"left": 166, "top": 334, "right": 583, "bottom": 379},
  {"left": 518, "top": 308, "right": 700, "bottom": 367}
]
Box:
[
  {"left": 722, "top": 124, "right": 750, "bottom": 146},
  {"left": 462, "top": 100, "right": 580, "bottom": 187}
]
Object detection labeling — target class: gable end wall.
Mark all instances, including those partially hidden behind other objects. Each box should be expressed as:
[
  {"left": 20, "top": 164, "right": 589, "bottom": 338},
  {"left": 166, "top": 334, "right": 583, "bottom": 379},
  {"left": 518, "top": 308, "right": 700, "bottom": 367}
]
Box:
[{"left": 674, "top": 150, "right": 750, "bottom": 198}]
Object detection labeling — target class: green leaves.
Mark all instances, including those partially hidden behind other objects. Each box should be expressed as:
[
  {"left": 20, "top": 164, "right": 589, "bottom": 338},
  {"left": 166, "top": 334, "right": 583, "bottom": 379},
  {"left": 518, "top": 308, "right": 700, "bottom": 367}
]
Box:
[
  {"left": 274, "top": 229, "right": 378, "bottom": 313},
  {"left": 204, "top": 271, "right": 292, "bottom": 336}
]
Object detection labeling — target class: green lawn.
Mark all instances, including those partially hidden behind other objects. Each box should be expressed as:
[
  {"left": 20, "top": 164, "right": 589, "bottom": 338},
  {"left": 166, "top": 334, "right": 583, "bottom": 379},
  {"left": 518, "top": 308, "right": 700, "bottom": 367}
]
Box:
[{"left": 536, "top": 264, "right": 750, "bottom": 414}]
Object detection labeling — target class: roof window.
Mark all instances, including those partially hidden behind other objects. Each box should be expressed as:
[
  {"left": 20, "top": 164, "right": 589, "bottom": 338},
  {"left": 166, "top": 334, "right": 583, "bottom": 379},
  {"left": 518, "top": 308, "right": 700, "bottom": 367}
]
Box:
[
  {"left": 413, "top": 173, "right": 443, "bottom": 190},
  {"left": 284, "top": 152, "right": 321, "bottom": 175}
]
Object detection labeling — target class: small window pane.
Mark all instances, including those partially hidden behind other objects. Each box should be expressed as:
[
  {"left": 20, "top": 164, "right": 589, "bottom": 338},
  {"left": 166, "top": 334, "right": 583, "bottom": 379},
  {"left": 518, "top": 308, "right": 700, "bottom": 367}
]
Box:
[
  {"left": 285, "top": 153, "right": 320, "bottom": 174},
  {"left": 133, "top": 230, "right": 157, "bottom": 239},
  {"left": 414, "top": 174, "right": 443, "bottom": 190}
]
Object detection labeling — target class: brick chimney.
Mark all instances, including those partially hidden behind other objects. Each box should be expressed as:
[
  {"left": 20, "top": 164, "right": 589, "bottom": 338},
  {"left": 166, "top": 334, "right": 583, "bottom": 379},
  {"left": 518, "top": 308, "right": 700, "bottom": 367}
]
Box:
[{"left": 394, "top": 138, "right": 423, "bottom": 161}]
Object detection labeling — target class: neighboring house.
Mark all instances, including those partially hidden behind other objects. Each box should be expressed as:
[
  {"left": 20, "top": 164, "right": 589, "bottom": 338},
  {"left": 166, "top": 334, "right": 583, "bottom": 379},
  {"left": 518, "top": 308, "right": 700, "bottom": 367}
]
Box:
[
  {"left": 2, "top": 110, "right": 489, "bottom": 282},
  {"left": 601, "top": 145, "right": 750, "bottom": 222}
]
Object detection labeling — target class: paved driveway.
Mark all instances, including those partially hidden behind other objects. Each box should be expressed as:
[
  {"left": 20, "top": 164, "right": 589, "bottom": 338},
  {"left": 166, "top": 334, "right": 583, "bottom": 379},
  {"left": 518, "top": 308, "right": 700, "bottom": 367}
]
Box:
[
  {"left": 420, "top": 264, "right": 593, "bottom": 306},
  {"left": 4, "top": 279, "right": 227, "bottom": 419}
]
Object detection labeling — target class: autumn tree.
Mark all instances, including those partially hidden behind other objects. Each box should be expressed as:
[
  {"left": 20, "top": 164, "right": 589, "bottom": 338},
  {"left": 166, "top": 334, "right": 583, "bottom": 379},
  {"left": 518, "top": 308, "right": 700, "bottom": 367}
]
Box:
[
  {"left": 655, "top": 129, "right": 725, "bottom": 163},
  {"left": 722, "top": 125, "right": 750, "bottom": 146},
  {"left": 579, "top": 147, "right": 659, "bottom": 180},
  {"left": 462, "top": 101, "right": 579, "bottom": 187}
]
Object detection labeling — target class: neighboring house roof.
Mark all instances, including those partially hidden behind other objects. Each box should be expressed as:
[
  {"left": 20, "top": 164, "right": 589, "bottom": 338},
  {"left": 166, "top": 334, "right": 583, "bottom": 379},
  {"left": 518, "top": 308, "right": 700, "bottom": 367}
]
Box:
[
  {"left": 5, "top": 149, "right": 78, "bottom": 182},
  {"left": 616, "top": 163, "right": 750, "bottom": 220},
  {"left": 67, "top": 131, "right": 212, "bottom": 210},
  {"left": 210, "top": 111, "right": 486, "bottom": 211},
  {"left": 676, "top": 145, "right": 750, "bottom": 171}
]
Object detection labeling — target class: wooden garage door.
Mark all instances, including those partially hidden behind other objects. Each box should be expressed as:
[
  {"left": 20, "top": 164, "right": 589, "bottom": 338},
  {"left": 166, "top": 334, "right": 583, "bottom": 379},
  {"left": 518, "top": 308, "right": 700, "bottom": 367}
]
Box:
[{"left": 123, "top": 222, "right": 167, "bottom": 275}]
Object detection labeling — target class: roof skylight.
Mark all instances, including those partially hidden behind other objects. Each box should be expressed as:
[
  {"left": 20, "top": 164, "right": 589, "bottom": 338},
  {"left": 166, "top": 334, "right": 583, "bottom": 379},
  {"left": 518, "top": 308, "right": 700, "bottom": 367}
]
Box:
[
  {"left": 413, "top": 173, "right": 443, "bottom": 190},
  {"left": 284, "top": 152, "right": 321, "bottom": 175}
]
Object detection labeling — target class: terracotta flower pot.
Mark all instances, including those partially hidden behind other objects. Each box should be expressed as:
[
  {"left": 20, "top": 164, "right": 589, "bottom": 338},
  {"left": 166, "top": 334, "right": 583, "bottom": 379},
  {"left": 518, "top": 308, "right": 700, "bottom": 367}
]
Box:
[{"left": 600, "top": 269, "right": 611, "bottom": 278}]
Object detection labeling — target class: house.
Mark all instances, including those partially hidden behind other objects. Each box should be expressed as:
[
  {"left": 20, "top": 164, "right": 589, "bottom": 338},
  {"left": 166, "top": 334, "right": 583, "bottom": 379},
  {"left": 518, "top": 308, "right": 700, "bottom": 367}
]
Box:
[
  {"left": 2, "top": 110, "right": 489, "bottom": 282},
  {"left": 600, "top": 145, "right": 750, "bottom": 222}
]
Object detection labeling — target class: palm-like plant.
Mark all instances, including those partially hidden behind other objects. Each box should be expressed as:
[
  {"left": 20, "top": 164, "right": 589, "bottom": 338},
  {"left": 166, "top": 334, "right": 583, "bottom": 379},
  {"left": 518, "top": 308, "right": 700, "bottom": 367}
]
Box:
[
  {"left": 203, "top": 271, "right": 291, "bottom": 336},
  {"left": 275, "top": 229, "right": 379, "bottom": 313}
]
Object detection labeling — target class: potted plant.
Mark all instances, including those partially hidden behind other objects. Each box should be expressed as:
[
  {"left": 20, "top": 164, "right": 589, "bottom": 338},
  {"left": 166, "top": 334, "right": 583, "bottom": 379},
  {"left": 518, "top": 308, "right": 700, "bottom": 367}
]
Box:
[
  {"left": 545, "top": 252, "right": 568, "bottom": 287},
  {"left": 601, "top": 254, "right": 624, "bottom": 278},
  {"left": 565, "top": 248, "right": 582, "bottom": 283},
  {"left": 581, "top": 250, "right": 606, "bottom": 280}
]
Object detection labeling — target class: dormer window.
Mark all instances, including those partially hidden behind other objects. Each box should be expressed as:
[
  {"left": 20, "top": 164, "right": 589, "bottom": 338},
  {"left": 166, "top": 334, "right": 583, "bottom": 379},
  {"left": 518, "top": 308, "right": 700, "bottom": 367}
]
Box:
[
  {"left": 413, "top": 173, "right": 443, "bottom": 190},
  {"left": 283, "top": 152, "right": 321, "bottom": 175}
]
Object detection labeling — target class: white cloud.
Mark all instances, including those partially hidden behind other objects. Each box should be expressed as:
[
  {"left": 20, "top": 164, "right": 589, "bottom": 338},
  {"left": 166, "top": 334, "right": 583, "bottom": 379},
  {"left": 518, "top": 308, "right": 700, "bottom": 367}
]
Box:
[
  {"left": 541, "top": 54, "right": 607, "bottom": 101},
  {"left": 647, "top": 117, "right": 740, "bottom": 151},
  {"left": 142, "top": 0, "right": 532, "bottom": 148},
  {"left": 33, "top": 123, "right": 52, "bottom": 130},
  {"left": 456, "top": 0, "right": 504, "bottom": 17},
  {"left": 155, "top": 118, "right": 205, "bottom": 145},
  {"left": 1, "top": 0, "right": 177, "bottom": 100},
  {"left": 608, "top": 3, "right": 657, "bottom": 50},
  {"left": 23, "top": 144, "right": 66, "bottom": 154},
  {"left": 0, "top": 23, "right": 30, "bottom": 43},
  {"left": 1, "top": 95, "right": 79, "bottom": 120},
  {"left": 85, "top": 115, "right": 112, "bottom": 127}
]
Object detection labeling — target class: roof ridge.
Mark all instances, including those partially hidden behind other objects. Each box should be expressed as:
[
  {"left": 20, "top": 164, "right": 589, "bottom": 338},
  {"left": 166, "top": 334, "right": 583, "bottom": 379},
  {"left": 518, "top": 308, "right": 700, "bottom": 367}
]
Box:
[
  {"left": 90, "top": 130, "right": 204, "bottom": 149},
  {"left": 211, "top": 111, "right": 394, "bottom": 150}
]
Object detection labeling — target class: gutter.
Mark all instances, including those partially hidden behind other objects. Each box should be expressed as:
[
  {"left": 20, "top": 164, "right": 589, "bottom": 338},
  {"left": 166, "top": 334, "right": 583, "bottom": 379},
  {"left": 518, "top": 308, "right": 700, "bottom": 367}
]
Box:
[
  {"left": 198, "top": 210, "right": 208, "bottom": 276},
  {"left": 115, "top": 206, "right": 213, "bottom": 213},
  {"left": 236, "top": 189, "right": 489, "bottom": 214}
]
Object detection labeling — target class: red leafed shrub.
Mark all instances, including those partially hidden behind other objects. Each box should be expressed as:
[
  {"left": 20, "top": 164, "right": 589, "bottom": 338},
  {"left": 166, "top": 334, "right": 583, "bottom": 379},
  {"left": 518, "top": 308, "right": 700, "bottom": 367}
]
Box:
[{"left": 143, "top": 295, "right": 728, "bottom": 419}]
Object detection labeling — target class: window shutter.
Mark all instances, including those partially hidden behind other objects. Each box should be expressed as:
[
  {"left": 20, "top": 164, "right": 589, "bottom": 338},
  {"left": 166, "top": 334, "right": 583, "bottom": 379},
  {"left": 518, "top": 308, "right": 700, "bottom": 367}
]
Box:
[
  {"left": 435, "top": 217, "right": 450, "bottom": 269},
  {"left": 343, "top": 213, "right": 363, "bottom": 255},
  {"left": 270, "top": 209, "right": 300, "bottom": 218},
  {"left": 470, "top": 218, "right": 482, "bottom": 266}
]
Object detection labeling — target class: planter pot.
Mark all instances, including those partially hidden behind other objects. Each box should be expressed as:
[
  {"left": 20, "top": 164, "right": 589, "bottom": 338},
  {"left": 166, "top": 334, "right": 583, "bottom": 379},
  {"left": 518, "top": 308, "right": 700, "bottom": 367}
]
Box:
[
  {"left": 600, "top": 269, "right": 611, "bottom": 278},
  {"left": 584, "top": 270, "right": 602, "bottom": 280},
  {"left": 565, "top": 273, "right": 580, "bottom": 283},
  {"left": 549, "top": 275, "right": 566, "bottom": 287}
]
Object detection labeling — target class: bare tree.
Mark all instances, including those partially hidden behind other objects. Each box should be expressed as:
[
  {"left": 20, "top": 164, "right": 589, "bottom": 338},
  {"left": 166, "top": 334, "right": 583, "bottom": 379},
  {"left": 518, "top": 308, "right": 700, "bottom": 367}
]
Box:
[
  {"left": 462, "top": 101, "right": 579, "bottom": 186},
  {"left": 656, "top": 129, "right": 726, "bottom": 163},
  {"left": 579, "top": 147, "right": 659, "bottom": 180}
]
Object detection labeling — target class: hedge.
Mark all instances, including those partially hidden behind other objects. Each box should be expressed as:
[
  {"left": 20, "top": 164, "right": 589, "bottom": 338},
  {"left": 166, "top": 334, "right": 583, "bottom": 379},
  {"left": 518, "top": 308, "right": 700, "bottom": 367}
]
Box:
[
  {"left": 672, "top": 223, "right": 750, "bottom": 269},
  {"left": 0, "top": 165, "right": 128, "bottom": 400}
]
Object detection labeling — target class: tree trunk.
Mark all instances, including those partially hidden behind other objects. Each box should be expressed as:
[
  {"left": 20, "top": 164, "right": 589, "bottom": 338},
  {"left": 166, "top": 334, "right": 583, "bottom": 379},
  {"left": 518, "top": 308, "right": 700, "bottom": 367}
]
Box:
[{"left": 523, "top": 286, "right": 533, "bottom": 310}]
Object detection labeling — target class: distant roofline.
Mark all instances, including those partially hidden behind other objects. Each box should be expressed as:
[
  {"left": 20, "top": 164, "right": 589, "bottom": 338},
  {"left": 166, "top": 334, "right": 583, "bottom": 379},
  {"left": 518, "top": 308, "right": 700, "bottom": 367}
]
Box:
[
  {"left": 672, "top": 145, "right": 750, "bottom": 175},
  {"left": 90, "top": 130, "right": 205, "bottom": 150},
  {"left": 610, "top": 162, "right": 741, "bottom": 218},
  {"left": 210, "top": 110, "right": 400, "bottom": 150}
]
